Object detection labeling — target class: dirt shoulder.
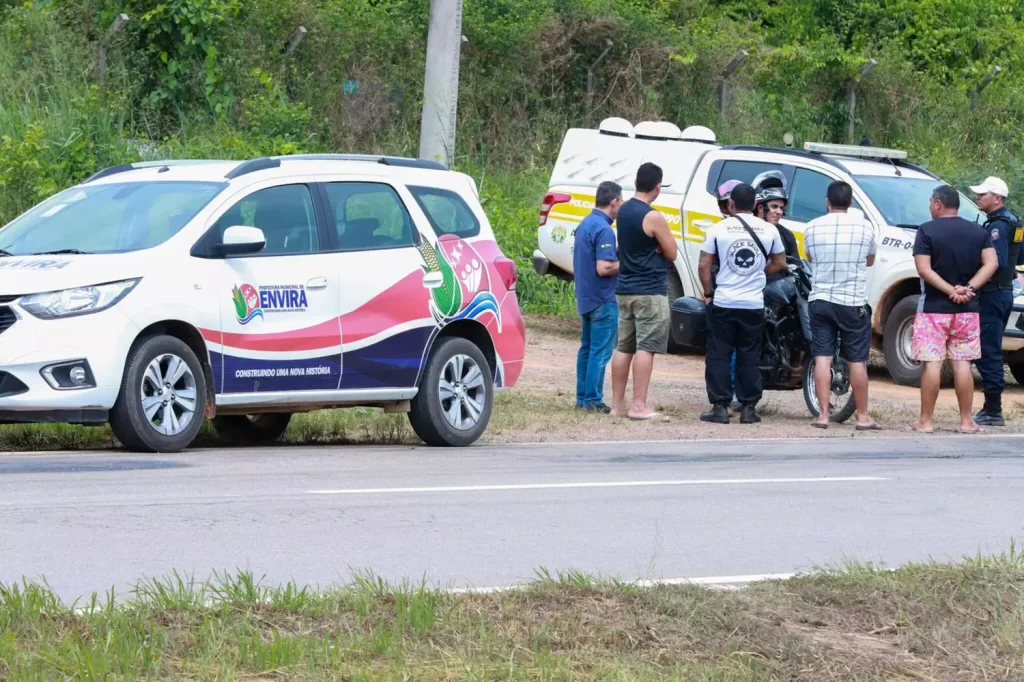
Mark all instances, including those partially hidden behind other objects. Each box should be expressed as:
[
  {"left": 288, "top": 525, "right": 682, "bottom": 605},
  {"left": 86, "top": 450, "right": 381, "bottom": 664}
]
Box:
[{"left": 506, "top": 314, "right": 1024, "bottom": 442}]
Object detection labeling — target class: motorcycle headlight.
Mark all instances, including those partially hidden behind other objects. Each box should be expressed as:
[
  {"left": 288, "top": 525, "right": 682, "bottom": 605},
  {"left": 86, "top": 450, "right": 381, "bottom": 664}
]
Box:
[{"left": 19, "top": 279, "right": 139, "bottom": 319}]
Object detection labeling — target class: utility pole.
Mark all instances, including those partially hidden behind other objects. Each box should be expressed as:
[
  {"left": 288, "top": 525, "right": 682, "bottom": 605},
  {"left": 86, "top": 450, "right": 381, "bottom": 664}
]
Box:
[
  {"left": 846, "top": 58, "right": 877, "bottom": 144},
  {"left": 418, "top": 0, "right": 464, "bottom": 166},
  {"left": 717, "top": 50, "right": 748, "bottom": 123}
]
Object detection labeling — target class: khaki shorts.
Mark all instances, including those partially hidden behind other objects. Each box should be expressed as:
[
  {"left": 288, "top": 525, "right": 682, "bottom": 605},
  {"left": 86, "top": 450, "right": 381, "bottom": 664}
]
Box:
[{"left": 616, "top": 294, "right": 670, "bottom": 354}]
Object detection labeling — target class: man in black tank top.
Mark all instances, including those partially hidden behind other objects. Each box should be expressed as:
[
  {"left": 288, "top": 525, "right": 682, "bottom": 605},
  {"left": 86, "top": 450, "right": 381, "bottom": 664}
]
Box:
[{"left": 610, "top": 163, "right": 679, "bottom": 420}]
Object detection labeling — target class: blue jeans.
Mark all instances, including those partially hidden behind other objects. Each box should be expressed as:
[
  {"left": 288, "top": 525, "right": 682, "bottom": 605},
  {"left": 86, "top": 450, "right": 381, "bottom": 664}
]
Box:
[{"left": 577, "top": 302, "right": 619, "bottom": 407}]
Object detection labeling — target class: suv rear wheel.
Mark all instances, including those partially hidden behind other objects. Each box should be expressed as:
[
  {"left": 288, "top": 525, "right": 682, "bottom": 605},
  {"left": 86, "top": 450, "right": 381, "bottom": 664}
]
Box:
[
  {"left": 109, "top": 335, "right": 207, "bottom": 453},
  {"left": 409, "top": 337, "right": 493, "bottom": 447},
  {"left": 213, "top": 414, "right": 292, "bottom": 445}
]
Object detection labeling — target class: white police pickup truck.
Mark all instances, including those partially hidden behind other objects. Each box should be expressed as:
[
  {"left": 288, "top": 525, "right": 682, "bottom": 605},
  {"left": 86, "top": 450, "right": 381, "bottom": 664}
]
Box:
[{"left": 533, "top": 118, "right": 1024, "bottom": 385}]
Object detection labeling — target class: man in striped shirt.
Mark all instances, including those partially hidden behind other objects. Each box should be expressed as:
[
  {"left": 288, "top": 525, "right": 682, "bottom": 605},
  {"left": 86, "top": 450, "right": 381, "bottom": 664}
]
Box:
[{"left": 804, "top": 181, "right": 879, "bottom": 430}]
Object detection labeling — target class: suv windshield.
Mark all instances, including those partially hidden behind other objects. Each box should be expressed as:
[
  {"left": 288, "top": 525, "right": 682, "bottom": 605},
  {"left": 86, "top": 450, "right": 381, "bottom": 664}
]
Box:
[
  {"left": 0, "top": 181, "right": 225, "bottom": 255},
  {"left": 855, "top": 176, "right": 985, "bottom": 228}
]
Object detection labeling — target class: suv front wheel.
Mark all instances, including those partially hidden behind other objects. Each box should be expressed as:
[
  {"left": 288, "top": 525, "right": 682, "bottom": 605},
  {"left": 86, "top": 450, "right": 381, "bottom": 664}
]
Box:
[
  {"left": 109, "top": 335, "right": 208, "bottom": 453},
  {"left": 409, "top": 337, "right": 494, "bottom": 447}
]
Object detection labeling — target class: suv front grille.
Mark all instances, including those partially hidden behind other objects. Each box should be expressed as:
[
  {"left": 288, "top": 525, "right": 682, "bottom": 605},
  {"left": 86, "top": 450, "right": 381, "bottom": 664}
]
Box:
[{"left": 0, "top": 306, "right": 15, "bottom": 334}]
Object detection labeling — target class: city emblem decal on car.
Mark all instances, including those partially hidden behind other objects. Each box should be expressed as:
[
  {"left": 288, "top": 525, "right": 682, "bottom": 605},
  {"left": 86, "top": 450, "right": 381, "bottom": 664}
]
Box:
[
  {"left": 417, "top": 236, "right": 502, "bottom": 331},
  {"left": 551, "top": 225, "right": 567, "bottom": 243},
  {"left": 232, "top": 283, "right": 308, "bottom": 324}
]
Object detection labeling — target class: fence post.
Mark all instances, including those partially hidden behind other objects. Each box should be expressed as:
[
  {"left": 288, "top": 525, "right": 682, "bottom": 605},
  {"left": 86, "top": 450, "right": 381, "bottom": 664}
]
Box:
[
  {"left": 96, "top": 13, "right": 129, "bottom": 89},
  {"left": 846, "top": 58, "right": 876, "bottom": 145},
  {"left": 585, "top": 40, "right": 614, "bottom": 124},
  {"left": 970, "top": 65, "right": 1002, "bottom": 112},
  {"left": 717, "top": 50, "right": 748, "bottom": 123}
]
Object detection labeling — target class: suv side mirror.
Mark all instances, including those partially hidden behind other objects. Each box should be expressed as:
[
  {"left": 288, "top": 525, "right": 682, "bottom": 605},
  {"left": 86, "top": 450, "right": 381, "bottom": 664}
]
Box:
[{"left": 218, "top": 225, "right": 265, "bottom": 257}]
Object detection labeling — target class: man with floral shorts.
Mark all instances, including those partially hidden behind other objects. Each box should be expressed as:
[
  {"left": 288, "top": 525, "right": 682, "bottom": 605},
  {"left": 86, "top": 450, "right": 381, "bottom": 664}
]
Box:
[{"left": 911, "top": 185, "right": 998, "bottom": 433}]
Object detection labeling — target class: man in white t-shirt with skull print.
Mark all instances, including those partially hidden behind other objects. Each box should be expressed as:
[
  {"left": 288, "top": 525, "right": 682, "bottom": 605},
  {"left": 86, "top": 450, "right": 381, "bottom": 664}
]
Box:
[{"left": 697, "top": 182, "right": 787, "bottom": 425}]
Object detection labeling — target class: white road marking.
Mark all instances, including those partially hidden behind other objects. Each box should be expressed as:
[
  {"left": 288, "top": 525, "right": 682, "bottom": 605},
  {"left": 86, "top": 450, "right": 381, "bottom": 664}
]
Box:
[
  {"left": 307, "top": 476, "right": 886, "bottom": 495},
  {"left": 449, "top": 572, "right": 800, "bottom": 594}
]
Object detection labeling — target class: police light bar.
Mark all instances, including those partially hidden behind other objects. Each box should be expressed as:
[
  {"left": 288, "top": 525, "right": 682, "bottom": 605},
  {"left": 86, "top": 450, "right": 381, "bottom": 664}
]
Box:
[{"left": 803, "top": 142, "right": 908, "bottom": 160}]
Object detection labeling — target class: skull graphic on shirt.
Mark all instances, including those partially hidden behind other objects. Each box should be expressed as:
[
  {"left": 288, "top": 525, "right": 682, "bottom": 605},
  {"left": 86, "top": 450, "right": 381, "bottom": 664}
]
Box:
[{"left": 726, "top": 239, "right": 761, "bottom": 276}]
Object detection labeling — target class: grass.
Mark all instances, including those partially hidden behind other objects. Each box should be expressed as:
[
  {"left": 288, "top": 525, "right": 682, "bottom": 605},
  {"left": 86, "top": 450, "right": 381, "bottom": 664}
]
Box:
[
  {"left": 2, "top": 552, "right": 1024, "bottom": 680},
  {"left": 0, "top": 390, "right": 590, "bottom": 452}
]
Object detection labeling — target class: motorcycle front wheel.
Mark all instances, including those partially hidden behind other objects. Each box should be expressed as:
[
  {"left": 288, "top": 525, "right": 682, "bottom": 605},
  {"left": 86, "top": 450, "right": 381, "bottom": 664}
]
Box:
[{"left": 802, "top": 354, "right": 857, "bottom": 423}]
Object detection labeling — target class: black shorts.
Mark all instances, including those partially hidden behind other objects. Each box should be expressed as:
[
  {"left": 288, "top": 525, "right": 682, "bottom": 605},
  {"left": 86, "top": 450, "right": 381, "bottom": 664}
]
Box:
[{"left": 809, "top": 300, "right": 871, "bottom": 363}]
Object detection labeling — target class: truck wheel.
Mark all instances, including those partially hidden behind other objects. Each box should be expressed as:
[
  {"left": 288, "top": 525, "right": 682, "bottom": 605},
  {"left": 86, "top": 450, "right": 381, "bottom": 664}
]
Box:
[
  {"left": 882, "top": 295, "right": 953, "bottom": 387},
  {"left": 666, "top": 268, "right": 686, "bottom": 355},
  {"left": 213, "top": 414, "right": 291, "bottom": 445},
  {"left": 109, "top": 335, "right": 207, "bottom": 453},
  {"left": 408, "top": 337, "right": 493, "bottom": 447},
  {"left": 802, "top": 355, "right": 857, "bottom": 424}
]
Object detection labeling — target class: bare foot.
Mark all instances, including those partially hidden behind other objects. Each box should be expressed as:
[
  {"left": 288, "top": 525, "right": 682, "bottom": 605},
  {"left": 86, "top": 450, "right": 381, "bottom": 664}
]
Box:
[
  {"left": 958, "top": 424, "right": 983, "bottom": 434},
  {"left": 811, "top": 418, "right": 829, "bottom": 429},
  {"left": 911, "top": 422, "right": 934, "bottom": 433},
  {"left": 627, "top": 409, "right": 661, "bottom": 421},
  {"left": 610, "top": 407, "right": 627, "bottom": 418}
]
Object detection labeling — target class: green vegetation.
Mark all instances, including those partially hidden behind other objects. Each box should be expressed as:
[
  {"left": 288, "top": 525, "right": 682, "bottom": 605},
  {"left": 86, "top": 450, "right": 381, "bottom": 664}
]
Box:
[
  {"left": 0, "top": 388, "right": 590, "bottom": 450},
  {"left": 2, "top": 0, "right": 1024, "bottom": 315},
  {"left": 2, "top": 554, "right": 1024, "bottom": 679}
]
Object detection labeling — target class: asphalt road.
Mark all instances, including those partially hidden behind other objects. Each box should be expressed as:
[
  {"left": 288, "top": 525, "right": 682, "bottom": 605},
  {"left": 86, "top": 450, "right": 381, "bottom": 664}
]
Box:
[{"left": 1, "top": 435, "right": 1022, "bottom": 602}]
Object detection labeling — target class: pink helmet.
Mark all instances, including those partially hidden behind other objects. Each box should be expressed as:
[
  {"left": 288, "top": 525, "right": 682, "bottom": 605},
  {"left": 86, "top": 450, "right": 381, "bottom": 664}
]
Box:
[{"left": 717, "top": 179, "right": 742, "bottom": 201}]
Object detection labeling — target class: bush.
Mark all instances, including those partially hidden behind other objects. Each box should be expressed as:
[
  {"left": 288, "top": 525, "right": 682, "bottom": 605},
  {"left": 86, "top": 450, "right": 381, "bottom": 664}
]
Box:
[{"left": 3, "top": 0, "right": 1024, "bottom": 313}]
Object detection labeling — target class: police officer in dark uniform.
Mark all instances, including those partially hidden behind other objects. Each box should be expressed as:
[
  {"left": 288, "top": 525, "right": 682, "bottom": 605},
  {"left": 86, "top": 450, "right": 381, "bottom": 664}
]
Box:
[{"left": 970, "top": 177, "right": 1021, "bottom": 426}]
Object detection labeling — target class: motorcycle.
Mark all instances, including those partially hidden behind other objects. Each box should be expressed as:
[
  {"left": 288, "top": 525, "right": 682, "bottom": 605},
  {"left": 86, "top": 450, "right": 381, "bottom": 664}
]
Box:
[{"left": 670, "top": 257, "right": 857, "bottom": 422}]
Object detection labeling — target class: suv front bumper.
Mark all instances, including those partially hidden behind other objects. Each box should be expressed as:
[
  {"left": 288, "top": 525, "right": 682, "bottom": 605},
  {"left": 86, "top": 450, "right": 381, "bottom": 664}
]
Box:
[{"left": 0, "top": 304, "right": 138, "bottom": 418}]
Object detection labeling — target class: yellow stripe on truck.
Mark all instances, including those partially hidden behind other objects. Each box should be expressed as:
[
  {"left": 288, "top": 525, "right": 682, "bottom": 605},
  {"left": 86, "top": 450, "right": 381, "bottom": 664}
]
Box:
[
  {"left": 682, "top": 209, "right": 808, "bottom": 257},
  {"left": 548, "top": 191, "right": 685, "bottom": 238}
]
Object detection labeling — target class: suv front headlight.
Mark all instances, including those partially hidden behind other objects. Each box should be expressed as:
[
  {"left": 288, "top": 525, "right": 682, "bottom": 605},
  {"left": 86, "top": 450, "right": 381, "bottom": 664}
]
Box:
[{"left": 19, "top": 279, "right": 140, "bottom": 319}]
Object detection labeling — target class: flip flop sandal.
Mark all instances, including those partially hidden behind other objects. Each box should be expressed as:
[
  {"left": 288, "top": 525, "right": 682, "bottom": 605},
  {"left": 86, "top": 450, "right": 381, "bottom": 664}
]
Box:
[
  {"left": 628, "top": 412, "right": 662, "bottom": 421},
  {"left": 910, "top": 424, "right": 934, "bottom": 434},
  {"left": 811, "top": 422, "right": 829, "bottom": 429},
  {"left": 856, "top": 423, "right": 884, "bottom": 431}
]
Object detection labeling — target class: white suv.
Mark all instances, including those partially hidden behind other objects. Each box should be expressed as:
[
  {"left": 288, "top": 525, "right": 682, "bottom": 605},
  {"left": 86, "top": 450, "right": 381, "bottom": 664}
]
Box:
[{"left": 0, "top": 155, "right": 526, "bottom": 452}]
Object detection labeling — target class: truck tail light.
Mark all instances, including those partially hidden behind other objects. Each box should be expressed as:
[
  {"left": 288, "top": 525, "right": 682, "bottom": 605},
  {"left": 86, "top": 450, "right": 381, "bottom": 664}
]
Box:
[
  {"left": 539, "top": 192, "right": 572, "bottom": 227},
  {"left": 494, "top": 256, "right": 518, "bottom": 291}
]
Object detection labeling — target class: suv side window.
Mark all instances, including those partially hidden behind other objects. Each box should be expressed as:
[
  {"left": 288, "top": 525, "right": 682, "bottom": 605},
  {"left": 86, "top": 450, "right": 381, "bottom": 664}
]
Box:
[
  {"left": 408, "top": 186, "right": 481, "bottom": 238},
  {"left": 323, "top": 182, "right": 417, "bottom": 251},
  {"left": 213, "top": 184, "right": 319, "bottom": 255}
]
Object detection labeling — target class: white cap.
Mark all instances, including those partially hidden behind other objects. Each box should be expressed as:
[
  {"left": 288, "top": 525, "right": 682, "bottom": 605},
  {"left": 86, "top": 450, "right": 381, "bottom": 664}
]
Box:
[{"left": 970, "top": 176, "right": 1009, "bottom": 198}]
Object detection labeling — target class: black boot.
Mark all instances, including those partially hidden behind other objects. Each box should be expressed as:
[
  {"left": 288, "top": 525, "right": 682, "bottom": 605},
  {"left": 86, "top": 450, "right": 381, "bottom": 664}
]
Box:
[
  {"left": 974, "top": 393, "right": 1005, "bottom": 426},
  {"left": 700, "top": 403, "right": 730, "bottom": 424},
  {"left": 740, "top": 404, "right": 762, "bottom": 424}
]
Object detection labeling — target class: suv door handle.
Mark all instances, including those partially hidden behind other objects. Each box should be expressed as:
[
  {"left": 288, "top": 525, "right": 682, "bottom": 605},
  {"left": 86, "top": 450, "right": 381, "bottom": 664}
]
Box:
[
  {"left": 693, "top": 219, "right": 714, "bottom": 231},
  {"left": 307, "top": 277, "right": 328, "bottom": 289}
]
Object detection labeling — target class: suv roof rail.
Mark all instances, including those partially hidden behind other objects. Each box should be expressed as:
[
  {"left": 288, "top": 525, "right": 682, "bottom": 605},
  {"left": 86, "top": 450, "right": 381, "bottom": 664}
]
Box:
[
  {"left": 278, "top": 153, "right": 449, "bottom": 171},
  {"left": 721, "top": 145, "right": 851, "bottom": 173},
  {"left": 225, "top": 157, "right": 281, "bottom": 179},
  {"left": 83, "top": 159, "right": 233, "bottom": 184}
]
